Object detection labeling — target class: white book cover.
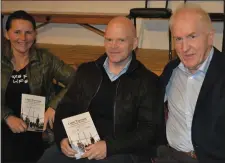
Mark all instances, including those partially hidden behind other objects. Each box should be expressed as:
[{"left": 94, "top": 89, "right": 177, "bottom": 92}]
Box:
[
  {"left": 21, "top": 94, "right": 45, "bottom": 132},
  {"left": 62, "top": 112, "right": 100, "bottom": 159}
]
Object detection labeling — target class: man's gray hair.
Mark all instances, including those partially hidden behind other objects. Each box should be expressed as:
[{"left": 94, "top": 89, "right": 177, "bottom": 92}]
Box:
[{"left": 169, "top": 3, "right": 213, "bottom": 32}]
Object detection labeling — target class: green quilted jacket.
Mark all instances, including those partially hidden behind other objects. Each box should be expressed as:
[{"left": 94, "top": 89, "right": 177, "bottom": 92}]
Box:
[{"left": 1, "top": 47, "right": 75, "bottom": 120}]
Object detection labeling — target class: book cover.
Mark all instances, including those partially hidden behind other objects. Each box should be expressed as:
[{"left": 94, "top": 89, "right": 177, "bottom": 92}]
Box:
[
  {"left": 62, "top": 112, "right": 100, "bottom": 159},
  {"left": 21, "top": 94, "right": 45, "bottom": 132}
]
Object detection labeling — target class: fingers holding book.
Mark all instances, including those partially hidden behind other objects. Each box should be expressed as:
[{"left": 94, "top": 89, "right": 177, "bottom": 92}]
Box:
[
  {"left": 5, "top": 115, "right": 27, "bottom": 133},
  {"left": 60, "top": 138, "right": 77, "bottom": 158},
  {"left": 43, "top": 107, "right": 55, "bottom": 131},
  {"left": 82, "top": 140, "right": 107, "bottom": 160}
]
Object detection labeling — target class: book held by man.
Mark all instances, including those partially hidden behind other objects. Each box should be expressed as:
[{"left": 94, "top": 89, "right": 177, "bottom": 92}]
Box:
[
  {"left": 21, "top": 94, "right": 45, "bottom": 132},
  {"left": 62, "top": 112, "right": 100, "bottom": 159}
]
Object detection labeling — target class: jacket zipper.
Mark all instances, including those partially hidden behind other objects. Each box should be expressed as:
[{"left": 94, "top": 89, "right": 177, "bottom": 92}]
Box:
[
  {"left": 112, "top": 67, "right": 136, "bottom": 138},
  {"left": 26, "top": 63, "right": 32, "bottom": 94},
  {"left": 113, "top": 79, "right": 120, "bottom": 138},
  {"left": 25, "top": 61, "right": 40, "bottom": 95},
  {"left": 85, "top": 63, "right": 103, "bottom": 111},
  {"left": 85, "top": 62, "right": 136, "bottom": 138}
]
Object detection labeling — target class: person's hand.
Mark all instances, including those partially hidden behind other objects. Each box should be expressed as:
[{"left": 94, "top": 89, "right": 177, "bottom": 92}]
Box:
[
  {"left": 43, "top": 107, "right": 55, "bottom": 130},
  {"left": 6, "top": 115, "right": 27, "bottom": 133},
  {"left": 60, "top": 138, "right": 77, "bottom": 158},
  {"left": 82, "top": 141, "right": 107, "bottom": 160}
]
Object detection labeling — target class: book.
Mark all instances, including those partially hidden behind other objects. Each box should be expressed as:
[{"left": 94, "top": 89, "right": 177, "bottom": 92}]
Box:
[
  {"left": 21, "top": 94, "right": 45, "bottom": 132},
  {"left": 62, "top": 112, "right": 100, "bottom": 159}
]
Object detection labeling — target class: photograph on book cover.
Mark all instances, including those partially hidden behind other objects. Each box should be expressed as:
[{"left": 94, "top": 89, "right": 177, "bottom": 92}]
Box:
[
  {"left": 21, "top": 94, "right": 45, "bottom": 132},
  {"left": 62, "top": 112, "right": 100, "bottom": 159}
]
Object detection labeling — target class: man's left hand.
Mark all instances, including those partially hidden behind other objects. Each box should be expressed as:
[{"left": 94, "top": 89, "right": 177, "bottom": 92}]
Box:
[
  {"left": 43, "top": 107, "right": 55, "bottom": 130},
  {"left": 82, "top": 140, "right": 107, "bottom": 160}
]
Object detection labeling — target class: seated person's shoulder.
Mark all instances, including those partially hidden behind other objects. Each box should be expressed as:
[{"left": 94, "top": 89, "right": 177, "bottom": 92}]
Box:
[
  {"left": 160, "top": 58, "right": 180, "bottom": 76},
  {"left": 165, "top": 58, "right": 180, "bottom": 69},
  {"left": 34, "top": 48, "right": 56, "bottom": 61},
  {"left": 33, "top": 48, "right": 75, "bottom": 72},
  {"left": 36, "top": 47, "right": 52, "bottom": 55},
  {"left": 137, "top": 61, "right": 159, "bottom": 82},
  {"left": 75, "top": 61, "right": 97, "bottom": 74}
]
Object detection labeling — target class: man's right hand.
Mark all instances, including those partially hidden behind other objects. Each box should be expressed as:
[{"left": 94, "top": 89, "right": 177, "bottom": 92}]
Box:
[
  {"left": 5, "top": 116, "right": 27, "bottom": 133},
  {"left": 60, "top": 138, "right": 77, "bottom": 158}
]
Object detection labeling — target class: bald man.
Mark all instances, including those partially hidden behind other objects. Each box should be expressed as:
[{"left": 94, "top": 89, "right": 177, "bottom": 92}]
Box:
[
  {"left": 156, "top": 3, "right": 225, "bottom": 163},
  {"left": 37, "top": 16, "right": 163, "bottom": 163}
]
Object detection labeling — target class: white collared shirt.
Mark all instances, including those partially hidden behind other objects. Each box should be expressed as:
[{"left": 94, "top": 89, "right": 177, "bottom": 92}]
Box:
[
  {"left": 103, "top": 55, "right": 132, "bottom": 82},
  {"left": 165, "top": 48, "right": 214, "bottom": 152}
]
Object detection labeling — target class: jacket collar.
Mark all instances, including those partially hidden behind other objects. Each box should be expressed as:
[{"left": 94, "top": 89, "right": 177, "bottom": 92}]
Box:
[
  {"left": 29, "top": 47, "right": 40, "bottom": 63},
  {"left": 4, "top": 46, "right": 40, "bottom": 64},
  {"left": 95, "top": 50, "right": 140, "bottom": 74},
  {"left": 196, "top": 47, "right": 225, "bottom": 106}
]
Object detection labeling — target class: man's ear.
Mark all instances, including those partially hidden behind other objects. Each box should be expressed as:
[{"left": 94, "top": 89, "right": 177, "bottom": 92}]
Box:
[
  {"left": 133, "top": 37, "right": 138, "bottom": 50},
  {"left": 208, "top": 29, "right": 215, "bottom": 46}
]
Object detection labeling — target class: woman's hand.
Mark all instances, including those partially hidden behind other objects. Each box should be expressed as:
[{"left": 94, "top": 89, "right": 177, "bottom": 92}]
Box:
[
  {"left": 6, "top": 116, "right": 27, "bottom": 133},
  {"left": 43, "top": 107, "right": 55, "bottom": 130}
]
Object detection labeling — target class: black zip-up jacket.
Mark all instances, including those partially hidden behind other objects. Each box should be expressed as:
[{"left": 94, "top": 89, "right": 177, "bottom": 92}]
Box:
[{"left": 54, "top": 53, "right": 163, "bottom": 157}]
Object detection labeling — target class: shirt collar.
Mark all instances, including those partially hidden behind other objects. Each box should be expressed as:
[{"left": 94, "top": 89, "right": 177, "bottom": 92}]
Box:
[
  {"left": 103, "top": 55, "right": 132, "bottom": 81},
  {"left": 178, "top": 47, "right": 214, "bottom": 75}
]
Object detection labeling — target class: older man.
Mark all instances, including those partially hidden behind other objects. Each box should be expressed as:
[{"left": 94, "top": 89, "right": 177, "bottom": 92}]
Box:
[
  {"left": 156, "top": 3, "right": 225, "bottom": 163},
  {"left": 38, "top": 16, "right": 162, "bottom": 163}
]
